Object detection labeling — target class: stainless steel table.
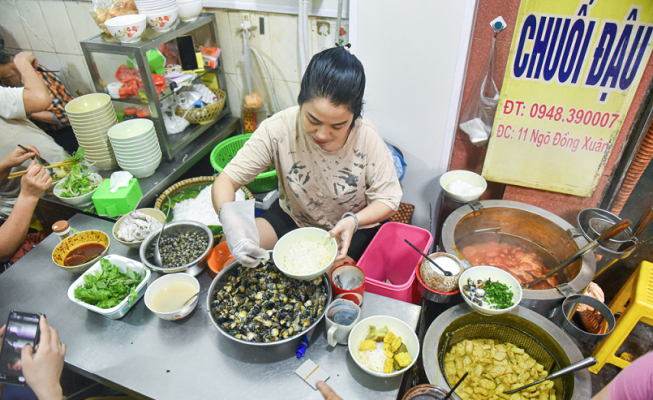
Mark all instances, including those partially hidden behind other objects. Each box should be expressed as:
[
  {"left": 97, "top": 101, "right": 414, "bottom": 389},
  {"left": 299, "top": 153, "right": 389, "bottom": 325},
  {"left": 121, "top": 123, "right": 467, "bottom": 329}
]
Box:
[{"left": 0, "top": 214, "right": 421, "bottom": 400}]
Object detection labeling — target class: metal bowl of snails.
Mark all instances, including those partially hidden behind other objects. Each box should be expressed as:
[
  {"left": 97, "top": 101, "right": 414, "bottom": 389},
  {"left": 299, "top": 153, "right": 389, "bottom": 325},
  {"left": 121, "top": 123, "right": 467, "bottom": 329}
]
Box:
[{"left": 139, "top": 221, "right": 213, "bottom": 276}]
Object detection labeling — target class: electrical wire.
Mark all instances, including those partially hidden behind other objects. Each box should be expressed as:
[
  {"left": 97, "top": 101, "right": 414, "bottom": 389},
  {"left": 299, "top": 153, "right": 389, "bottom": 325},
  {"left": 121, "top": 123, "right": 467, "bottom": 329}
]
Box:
[{"left": 250, "top": 47, "right": 281, "bottom": 113}]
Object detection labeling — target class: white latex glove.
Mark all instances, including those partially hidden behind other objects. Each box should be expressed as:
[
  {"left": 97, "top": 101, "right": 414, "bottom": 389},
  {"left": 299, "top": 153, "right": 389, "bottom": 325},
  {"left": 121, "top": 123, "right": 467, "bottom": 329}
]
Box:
[{"left": 220, "top": 199, "right": 269, "bottom": 267}]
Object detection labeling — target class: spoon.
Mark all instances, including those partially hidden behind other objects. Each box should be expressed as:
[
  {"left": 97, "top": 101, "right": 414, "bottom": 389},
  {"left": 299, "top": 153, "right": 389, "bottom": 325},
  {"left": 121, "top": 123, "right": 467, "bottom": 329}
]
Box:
[
  {"left": 181, "top": 287, "right": 207, "bottom": 307},
  {"left": 444, "top": 372, "right": 468, "bottom": 400},
  {"left": 404, "top": 239, "right": 452, "bottom": 276},
  {"left": 154, "top": 197, "right": 171, "bottom": 267},
  {"left": 504, "top": 357, "right": 596, "bottom": 394}
]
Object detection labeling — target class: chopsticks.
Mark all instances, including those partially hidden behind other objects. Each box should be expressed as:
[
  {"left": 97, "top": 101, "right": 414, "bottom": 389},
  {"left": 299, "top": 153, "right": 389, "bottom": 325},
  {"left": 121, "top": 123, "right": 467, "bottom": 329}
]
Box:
[{"left": 7, "top": 160, "right": 76, "bottom": 180}]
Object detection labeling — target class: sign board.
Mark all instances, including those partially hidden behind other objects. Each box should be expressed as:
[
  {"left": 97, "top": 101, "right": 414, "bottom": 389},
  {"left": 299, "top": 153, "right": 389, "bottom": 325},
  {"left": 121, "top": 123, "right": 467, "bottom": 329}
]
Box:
[{"left": 482, "top": 0, "right": 653, "bottom": 196}]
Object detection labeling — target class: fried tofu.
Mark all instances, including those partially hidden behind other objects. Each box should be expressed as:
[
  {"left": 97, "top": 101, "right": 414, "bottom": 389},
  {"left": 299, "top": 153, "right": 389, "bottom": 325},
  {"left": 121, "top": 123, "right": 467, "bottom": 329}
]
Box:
[
  {"left": 394, "top": 352, "right": 412, "bottom": 368},
  {"left": 385, "top": 350, "right": 394, "bottom": 358},
  {"left": 384, "top": 357, "right": 394, "bottom": 374},
  {"left": 391, "top": 336, "right": 403, "bottom": 352},
  {"left": 359, "top": 340, "right": 376, "bottom": 351},
  {"left": 384, "top": 331, "right": 395, "bottom": 344}
]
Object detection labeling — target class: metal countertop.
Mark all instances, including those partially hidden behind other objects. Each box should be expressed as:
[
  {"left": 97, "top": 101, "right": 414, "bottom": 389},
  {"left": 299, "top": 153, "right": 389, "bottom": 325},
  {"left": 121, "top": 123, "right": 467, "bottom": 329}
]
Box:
[{"left": 0, "top": 213, "right": 421, "bottom": 400}]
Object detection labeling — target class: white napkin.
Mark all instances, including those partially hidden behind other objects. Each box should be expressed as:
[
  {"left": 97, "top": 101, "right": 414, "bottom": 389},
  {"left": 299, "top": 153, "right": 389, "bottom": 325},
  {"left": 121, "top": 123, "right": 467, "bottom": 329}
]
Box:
[{"left": 110, "top": 171, "right": 134, "bottom": 193}]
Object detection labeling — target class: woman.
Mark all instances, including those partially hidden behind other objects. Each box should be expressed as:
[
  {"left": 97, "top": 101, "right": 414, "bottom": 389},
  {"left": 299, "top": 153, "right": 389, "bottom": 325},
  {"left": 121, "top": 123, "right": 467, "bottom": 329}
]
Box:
[{"left": 213, "top": 45, "right": 402, "bottom": 267}]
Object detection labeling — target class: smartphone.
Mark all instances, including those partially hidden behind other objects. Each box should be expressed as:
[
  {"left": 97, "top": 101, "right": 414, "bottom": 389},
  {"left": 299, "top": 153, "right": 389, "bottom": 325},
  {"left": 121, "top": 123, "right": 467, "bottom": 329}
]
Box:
[
  {"left": 176, "top": 35, "right": 199, "bottom": 71},
  {"left": 0, "top": 311, "right": 41, "bottom": 386}
]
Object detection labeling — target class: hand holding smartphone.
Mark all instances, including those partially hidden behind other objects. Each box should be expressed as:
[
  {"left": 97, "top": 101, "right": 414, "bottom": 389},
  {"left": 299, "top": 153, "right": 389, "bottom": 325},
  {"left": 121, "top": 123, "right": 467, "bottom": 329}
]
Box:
[{"left": 0, "top": 311, "right": 41, "bottom": 386}]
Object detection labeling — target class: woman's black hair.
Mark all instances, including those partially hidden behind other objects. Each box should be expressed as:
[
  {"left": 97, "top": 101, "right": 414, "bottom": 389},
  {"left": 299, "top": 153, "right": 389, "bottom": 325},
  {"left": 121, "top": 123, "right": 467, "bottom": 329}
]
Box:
[
  {"left": 297, "top": 45, "right": 365, "bottom": 129},
  {"left": 0, "top": 34, "right": 11, "bottom": 64}
]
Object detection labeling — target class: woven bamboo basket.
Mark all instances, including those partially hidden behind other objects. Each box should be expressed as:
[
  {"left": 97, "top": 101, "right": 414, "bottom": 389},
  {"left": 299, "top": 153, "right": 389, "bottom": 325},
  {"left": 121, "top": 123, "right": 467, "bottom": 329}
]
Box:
[
  {"left": 175, "top": 88, "right": 227, "bottom": 125},
  {"left": 154, "top": 176, "right": 253, "bottom": 241}
]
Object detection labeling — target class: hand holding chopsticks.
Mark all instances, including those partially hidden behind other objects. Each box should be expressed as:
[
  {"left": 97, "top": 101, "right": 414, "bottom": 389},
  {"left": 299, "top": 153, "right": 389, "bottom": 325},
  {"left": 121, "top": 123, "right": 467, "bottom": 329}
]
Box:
[{"left": 7, "top": 160, "right": 76, "bottom": 180}]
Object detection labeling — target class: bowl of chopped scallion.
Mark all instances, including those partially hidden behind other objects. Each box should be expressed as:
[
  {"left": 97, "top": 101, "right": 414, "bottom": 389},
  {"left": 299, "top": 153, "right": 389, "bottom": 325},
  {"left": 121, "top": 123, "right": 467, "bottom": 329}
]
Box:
[{"left": 459, "top": 266, "right": 522, "bottom": 316}]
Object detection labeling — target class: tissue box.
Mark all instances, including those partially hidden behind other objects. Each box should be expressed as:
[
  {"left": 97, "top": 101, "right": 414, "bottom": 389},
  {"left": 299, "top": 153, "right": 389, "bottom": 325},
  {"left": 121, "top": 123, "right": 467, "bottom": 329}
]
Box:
[{"left": 92, "top": 178, "right": 143, "bottom": 218}]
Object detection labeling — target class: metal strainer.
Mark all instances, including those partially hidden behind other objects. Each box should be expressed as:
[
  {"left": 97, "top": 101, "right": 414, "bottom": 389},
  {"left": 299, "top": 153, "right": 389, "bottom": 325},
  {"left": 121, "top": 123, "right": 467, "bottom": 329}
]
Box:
[
  {"left": 438, "top": 322, "right": 566, "bottom": 399},
  {"left": 423, "top": 305, "right": 592, "bottom": 400},
  {"left": 588, "top": 218, "right": 631, "bottom": 250}
]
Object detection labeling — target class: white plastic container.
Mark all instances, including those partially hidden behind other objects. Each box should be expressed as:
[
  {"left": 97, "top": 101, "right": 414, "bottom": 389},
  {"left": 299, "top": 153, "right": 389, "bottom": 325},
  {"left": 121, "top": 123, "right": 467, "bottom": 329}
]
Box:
[{"left": 67, "top": 254, "right": 150, "bottom": 319}]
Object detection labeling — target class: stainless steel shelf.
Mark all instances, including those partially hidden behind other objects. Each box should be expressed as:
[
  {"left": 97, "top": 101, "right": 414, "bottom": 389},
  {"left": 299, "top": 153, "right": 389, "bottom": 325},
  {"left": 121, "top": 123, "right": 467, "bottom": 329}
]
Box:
[{"left": 80, "top": 14, "right": 230, "bottom": 161}]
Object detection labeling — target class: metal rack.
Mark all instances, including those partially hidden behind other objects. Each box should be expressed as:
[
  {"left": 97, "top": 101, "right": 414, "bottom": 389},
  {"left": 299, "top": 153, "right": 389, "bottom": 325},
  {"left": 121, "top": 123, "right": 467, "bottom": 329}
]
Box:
[{"left": 80, "top": 14, "right": 231, "bottom": 160}]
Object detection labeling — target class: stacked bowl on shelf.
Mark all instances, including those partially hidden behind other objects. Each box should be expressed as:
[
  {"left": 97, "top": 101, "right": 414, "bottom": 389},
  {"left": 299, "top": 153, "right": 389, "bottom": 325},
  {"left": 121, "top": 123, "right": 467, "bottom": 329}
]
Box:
[
  {"left": 177, "top": 0, "right": 203, "bottom": 22},
  {"left": 108, "top": 119, "right": 162, "bottom": 178},
  {"left": 135, "top": 0, "right": 179, "bottom": 32},
  {"left": 65, "top": 94, "right": 118, "bottom": 171}
]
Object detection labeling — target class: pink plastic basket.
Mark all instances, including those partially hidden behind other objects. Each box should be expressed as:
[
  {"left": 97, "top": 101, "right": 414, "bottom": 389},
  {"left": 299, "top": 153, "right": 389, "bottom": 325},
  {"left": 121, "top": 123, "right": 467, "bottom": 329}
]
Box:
[{"left": 357, "top": 222, "right": 433, "bottom": 304}]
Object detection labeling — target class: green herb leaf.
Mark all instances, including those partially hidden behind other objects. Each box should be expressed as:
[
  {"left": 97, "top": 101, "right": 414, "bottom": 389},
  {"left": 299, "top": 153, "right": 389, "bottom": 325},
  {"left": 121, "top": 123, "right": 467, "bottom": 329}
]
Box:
[
  {"left": 74, "top": 258, "right": 143, "bottom": 309},
  {"left": 483, "top": 280, "right": 514, "bottom": 309}
]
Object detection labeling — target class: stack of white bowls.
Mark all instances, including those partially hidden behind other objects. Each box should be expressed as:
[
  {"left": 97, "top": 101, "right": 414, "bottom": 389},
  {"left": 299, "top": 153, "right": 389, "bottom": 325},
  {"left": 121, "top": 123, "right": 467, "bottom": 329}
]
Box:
[
  {"left": 135, "top": 0, "right": 178, "bottom": 32},
  {"left": 176, "top": 0, "right": 203, "bottom": 22},
  {"left": 65, "top": 94, "right": 118, "bottom": 171},
  {"left": 108, "top": 119, "right": 162, "bottom": 178}
]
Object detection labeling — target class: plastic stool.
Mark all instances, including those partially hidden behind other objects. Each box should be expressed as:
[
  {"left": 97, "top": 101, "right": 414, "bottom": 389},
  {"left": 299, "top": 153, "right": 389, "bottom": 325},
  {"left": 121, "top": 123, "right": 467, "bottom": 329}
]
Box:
[{"left": 589, "top": 260, "right": 653, "bottom": 373}]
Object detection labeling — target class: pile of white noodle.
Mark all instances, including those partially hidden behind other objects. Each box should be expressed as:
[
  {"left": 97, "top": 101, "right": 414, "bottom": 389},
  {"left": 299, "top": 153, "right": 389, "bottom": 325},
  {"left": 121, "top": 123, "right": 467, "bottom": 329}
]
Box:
[{"left": 283, "top": 240, "right": 331, "bottom": 275}]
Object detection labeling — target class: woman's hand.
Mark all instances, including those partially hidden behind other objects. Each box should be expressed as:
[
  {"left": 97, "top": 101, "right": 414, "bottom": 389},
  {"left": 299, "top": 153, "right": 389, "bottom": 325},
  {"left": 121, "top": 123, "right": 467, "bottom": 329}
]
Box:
[
  {"left": 20, "top": 161, "right": 52, "bottom": 200},
  {"left": 21, "top": 316, "right": 65, "bottom": 400},
  {"left": 0, "top": 145, "right": 39, "bottom": 172},
  {"left": 328, "top": 216, "right": 357, "bottom": 261}
]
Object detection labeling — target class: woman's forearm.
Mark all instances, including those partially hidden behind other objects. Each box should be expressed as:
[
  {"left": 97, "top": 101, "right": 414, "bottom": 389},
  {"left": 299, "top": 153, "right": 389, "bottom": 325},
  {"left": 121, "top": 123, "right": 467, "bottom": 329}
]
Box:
[
  {"left": 0, "top": 194, "right": 39, "bottom": 262},
  {"left": 29, "top": 111, "right": 57, "bottom": 125},
  {"left": 212, "top": 173, "right": 240, "bottom": 216},
  {"left": 353, "top": 201, "right": 395, "bottom": 227}
]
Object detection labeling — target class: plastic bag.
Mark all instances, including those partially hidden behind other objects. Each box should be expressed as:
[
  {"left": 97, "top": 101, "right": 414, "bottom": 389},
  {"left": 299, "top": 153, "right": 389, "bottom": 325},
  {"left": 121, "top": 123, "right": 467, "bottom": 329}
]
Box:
[
  {"left": 385, "top": 142, "right": 407, "bottom": 181},
  {"left": 459, "top": 36, "right": 500, "bottom": 145},
  {"left": 90, "top": 0, "right": 139, "bottom": 35}
]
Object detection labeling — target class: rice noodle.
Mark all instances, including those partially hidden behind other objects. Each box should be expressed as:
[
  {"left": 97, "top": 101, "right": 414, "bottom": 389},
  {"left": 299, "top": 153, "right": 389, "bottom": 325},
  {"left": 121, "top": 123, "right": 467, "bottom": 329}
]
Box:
[
  {"left": 283, "top": 240, "right": 331, "bottom": 275},
  {"left": 358, "top": 342, "right": 386, "bottom": 373}
]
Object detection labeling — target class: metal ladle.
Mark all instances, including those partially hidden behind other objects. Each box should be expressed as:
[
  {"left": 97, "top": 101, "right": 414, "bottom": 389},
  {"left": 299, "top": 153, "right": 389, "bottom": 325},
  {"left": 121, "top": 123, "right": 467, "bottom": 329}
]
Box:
[
  {"left": 154, "top": 197, "right": 171, "bottom": 267},
  {"left": 505, "top": 357, "right": 596, "bottom": 394},
  {"left": 404, "top": 239, "right": 452, "bottom": 276}
]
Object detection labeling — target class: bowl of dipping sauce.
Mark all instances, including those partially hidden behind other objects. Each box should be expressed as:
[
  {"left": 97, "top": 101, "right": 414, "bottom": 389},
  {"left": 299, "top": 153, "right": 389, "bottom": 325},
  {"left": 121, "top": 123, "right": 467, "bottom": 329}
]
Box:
[
  {"left": 419, "top": 252, "right": 464, "bottom": 293},
  {"left": 144, "top": 273, "right": 200, "bottom": 321},
  {"left": 52, "top": 230, "right": 110, "bottom": 274}
]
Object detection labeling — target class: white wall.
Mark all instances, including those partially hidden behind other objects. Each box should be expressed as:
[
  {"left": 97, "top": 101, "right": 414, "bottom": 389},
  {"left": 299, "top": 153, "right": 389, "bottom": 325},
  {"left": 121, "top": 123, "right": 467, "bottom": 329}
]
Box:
[{"left": 351, "top": 0, "right": 475, "bottom": 230}]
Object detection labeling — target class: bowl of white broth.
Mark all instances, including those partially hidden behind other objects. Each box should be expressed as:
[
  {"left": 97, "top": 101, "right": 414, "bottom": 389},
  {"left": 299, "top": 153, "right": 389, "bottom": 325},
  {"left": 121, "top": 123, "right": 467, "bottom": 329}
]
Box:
[{"left": 144, "top": 273, "right": 200, "bottom": 320}]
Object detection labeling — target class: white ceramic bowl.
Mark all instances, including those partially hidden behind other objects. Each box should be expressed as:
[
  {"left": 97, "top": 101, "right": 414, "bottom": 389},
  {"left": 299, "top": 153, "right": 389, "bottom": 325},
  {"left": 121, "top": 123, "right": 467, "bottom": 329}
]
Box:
[
  {"left": 104, "top": 14, "right": 147, "bottom": 43},
  {"left": 144, "top": 273, "right": 200, "bottom": 320},
  {"left": 66, "top": 94, "right": 113, "bottom": 116},
  {"left": 68, "top": 255, "right": 150, "bottom": 319},
  {"left": 120, "top": 156, "right": 161, "bottom": 178},
  {"left": 69, "top": 114, "right": 117, "bottom": 129},
  {"left": 117, "top": 152, "right": 162, "bottom": 168},
  {"left": 439, "top": 170, "right": 487, "bottom": 202},
  {"left": 111, "top": 135, "right": 159, "bottom": 152},
  {"left": 348, "top": 315, "right": 419, "bottom": 378},
  {"left": 90, "top": 158, "right": 118, "bottom": 171},
  {"left": 146, "top": 7, "right": 178, "bottom": 32},
  {"left": 108, "top": 119, "right": 155, "bottom": 141},
  {"left": 177, "top": 1, "right": 202, "bottom": 22},
  {"left": 112, "top": 208, "right": 166, "bottom": 248},
  {"left": 272, "top": 227, "right": 337, "bottom": 280},
  {"left": 458, "top": 266, "right": 522, "bottom": 316},
  {"left": 115, "top": 150, "right": 161, "bottom": 165},
  {"left": 84, "top": 150, "right": 115, "bottom": 160},
  {"left": 53, "top": 173, "right": 102, "bottom": 207}
]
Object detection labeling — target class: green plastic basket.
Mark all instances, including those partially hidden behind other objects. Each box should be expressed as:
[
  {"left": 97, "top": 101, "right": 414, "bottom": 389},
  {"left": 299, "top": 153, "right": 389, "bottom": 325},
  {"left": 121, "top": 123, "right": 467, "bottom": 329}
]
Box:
[{"left": 210, "top": 133, "right": 278, "bottom": 193}]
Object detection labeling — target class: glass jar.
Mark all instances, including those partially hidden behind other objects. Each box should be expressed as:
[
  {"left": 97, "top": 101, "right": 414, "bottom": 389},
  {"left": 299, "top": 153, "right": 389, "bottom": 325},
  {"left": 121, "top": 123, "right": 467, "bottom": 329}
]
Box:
[{"left": 52, "top": 220, "right": 71, "bottom": 241}]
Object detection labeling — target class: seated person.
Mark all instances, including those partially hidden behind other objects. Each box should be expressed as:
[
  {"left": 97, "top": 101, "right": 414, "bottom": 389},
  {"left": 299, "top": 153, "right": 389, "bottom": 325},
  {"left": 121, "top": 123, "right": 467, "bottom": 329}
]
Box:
[
  {"left": 0, "top": 316, "right": 66, "bottom": 400},
  {"left": 0, "top": 146, "right": 52, "bottom": 270},
  {"left": 213, "top": 45, "right": 401, "bottom": 268},
  {"left": 0, "top": 51, "right": 66, "bottom": 218},
  {"left": 0, "top": 34, "right": 74, "bottom": 132}
]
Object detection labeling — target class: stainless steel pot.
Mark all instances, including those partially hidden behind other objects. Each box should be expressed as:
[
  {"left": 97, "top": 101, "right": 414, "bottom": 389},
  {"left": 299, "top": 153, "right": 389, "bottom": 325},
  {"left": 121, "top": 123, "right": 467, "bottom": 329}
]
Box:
[
  {"left": 206, "top": 250, "right": 332, "bottom": 347},
  {"left": 422, "top": 304, "right": 592, "bottom": 400},
  {"left": 139, "top": 221, "right": 213, "bottom": 276},
  {"left": 441, "top": 200, "right": 595, "bottom": 316}
]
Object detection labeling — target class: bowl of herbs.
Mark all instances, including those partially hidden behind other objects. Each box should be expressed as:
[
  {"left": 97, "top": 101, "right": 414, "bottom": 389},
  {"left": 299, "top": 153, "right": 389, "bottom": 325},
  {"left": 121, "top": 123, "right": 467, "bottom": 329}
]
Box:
[
  {"left": 53, "top": 148, "right": 102, "bottom": 207},
  {"left": 67, "top": 255, "right": 150, "bottom": 319},
  {"left": 459, "top": 266, "right": 522, "bottom": 316}
]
